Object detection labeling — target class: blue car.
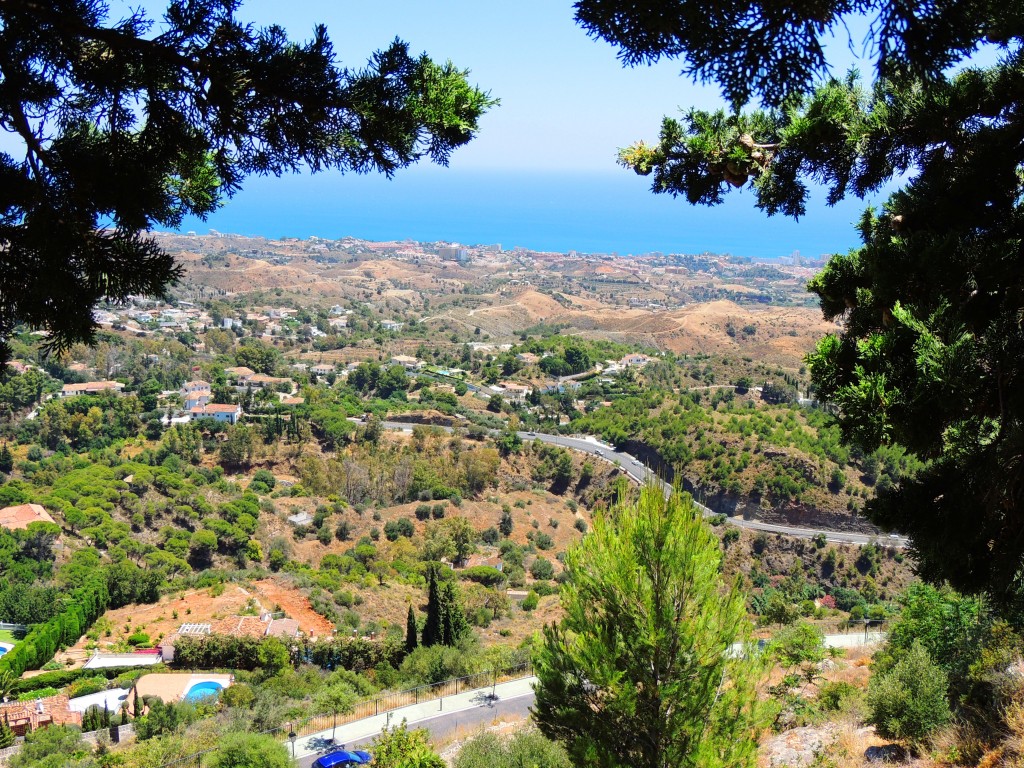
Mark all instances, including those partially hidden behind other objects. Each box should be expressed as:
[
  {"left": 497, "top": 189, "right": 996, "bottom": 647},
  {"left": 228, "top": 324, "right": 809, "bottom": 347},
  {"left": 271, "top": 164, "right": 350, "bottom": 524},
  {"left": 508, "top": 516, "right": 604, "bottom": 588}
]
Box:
[{"left": 313, "top": 750, "right": 372, "bottom": 768}]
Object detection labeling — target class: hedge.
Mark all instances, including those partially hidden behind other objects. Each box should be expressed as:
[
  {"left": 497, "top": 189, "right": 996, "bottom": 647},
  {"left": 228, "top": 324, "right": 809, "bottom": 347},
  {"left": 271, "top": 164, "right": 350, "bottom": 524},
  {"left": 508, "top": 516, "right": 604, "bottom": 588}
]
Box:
[
  {"left": 8, "top": 664, "right": 161, "bottom": 697},
  {"left": 172, "top": 633, "right": 405, "bottom": 673},
  {"left": 0, "top": 576, "right": 109, "bottom": 677}
]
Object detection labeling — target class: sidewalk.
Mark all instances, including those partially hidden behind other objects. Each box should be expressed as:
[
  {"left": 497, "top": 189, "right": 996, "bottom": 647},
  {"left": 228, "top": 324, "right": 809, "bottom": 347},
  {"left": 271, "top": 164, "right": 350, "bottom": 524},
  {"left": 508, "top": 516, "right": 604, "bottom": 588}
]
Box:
[{"left": 292, "top": 676, "right": 538, "bottom": 760}]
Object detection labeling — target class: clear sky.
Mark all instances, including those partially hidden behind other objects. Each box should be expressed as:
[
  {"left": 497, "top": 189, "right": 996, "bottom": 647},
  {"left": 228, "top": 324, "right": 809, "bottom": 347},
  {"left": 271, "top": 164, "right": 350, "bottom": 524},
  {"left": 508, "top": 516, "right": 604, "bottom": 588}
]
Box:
[{"left": 131, "top": 2, "right": 887, "bottom": 256}]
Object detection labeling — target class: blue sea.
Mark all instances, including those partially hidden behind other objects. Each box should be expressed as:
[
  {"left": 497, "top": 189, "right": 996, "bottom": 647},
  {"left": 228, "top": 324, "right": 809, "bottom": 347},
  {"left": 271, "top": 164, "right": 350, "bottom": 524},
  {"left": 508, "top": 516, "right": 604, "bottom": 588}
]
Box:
[{"left": 177, "top": 167, "right": 878, "bottom": 260}]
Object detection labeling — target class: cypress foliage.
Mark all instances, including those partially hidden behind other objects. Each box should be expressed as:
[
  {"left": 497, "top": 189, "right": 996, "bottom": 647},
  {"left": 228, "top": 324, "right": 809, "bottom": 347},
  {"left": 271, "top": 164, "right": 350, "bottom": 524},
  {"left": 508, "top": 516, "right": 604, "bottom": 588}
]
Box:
[
  {"left": 405, "top": 604, "right": 418, "bottom": 654},
  {"left": 421, "top": 564, "right": 443, "bottom": 648},
  {"left": 439, "top": 581, "right": 468, "bottom": 647},
  {"left": 0, "top": 576, "right": 109, "bottom": 677},
  {"left": 0, "top": 713, "right": 14, "bottom": 748}
]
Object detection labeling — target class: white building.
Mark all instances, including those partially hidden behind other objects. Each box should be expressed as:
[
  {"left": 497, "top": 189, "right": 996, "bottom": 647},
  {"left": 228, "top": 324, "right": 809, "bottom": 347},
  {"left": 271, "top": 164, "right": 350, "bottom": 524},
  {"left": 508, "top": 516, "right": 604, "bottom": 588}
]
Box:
[
  {"left": 180, "top": 380, "right": 212, "bottom": 410},
  {"left": 390, "top": 355, "right": 424, "bottom": 372},
  {"left": 189, "top": 403, "right": 242, "bottom": 425}
]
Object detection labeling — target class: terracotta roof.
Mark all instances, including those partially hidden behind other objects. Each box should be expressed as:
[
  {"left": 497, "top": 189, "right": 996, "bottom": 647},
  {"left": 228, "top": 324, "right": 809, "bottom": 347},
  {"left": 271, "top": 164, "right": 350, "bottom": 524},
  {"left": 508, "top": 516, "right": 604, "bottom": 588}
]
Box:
[
  {"left": 190, "top": 403, "right": 240, "bottom": 414},
  {"left": 61, "top": 381, "right": 124, "bottom": 394},
  {"left": 224, "top": 366, "right": 255, "bottom": 377},
  {"left": 248, "top": 374, "right": 290, "bottom": 384},
  {"left": 0, "top": 694, "right": 80, "bottom": 735},
  {"left": 0, "top": 503, "right": 57, "bottom": 530}
]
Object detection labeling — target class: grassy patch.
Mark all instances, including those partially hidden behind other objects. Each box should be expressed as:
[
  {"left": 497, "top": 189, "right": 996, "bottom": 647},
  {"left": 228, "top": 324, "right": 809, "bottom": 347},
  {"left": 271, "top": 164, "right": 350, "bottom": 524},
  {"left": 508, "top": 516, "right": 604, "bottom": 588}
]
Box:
[{"left": 0, "top": 629, "right": 18, "bottom": 646}]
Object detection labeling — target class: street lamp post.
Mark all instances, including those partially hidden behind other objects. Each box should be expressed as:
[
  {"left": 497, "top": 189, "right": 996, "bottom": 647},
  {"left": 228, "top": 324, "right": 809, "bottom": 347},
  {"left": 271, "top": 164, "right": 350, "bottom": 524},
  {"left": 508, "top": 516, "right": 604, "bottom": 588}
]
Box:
[{"left": 289, "top": 725, "right": 297, "bottom": 760}]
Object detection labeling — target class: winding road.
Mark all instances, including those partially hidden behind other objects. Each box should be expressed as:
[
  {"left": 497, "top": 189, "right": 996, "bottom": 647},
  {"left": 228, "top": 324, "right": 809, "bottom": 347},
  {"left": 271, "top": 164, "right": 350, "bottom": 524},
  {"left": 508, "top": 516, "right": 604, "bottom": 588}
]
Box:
[{"left": 377, "top": 419, "right": 908, "bottom": 548}]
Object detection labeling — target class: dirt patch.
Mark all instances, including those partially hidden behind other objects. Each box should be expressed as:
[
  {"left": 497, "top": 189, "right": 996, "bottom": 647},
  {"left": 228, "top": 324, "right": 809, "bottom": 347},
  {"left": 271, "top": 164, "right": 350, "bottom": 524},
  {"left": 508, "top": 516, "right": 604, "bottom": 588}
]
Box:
[
  {"left": 65, "top": 577, "right": 336, "bottom": 662},
  {"left": 250, "top": 578, "right": 335, "bottom": 637}
]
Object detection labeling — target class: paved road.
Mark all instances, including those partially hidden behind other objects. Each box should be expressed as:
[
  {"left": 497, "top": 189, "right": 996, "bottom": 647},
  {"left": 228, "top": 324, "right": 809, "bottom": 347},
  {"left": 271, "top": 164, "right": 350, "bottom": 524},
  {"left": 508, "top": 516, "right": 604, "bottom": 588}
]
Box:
[
  {"left": 293, "top": 678, "right": 536, "bottom": 767},
  {"left": 517, "top": 431, "right": 908, "bottom": 548},
  {"left": 368, "top": 419, "right": 907, "bottom": 547},
  {"left": 292, "top": 627, "right": 886, "bottom": 765}
]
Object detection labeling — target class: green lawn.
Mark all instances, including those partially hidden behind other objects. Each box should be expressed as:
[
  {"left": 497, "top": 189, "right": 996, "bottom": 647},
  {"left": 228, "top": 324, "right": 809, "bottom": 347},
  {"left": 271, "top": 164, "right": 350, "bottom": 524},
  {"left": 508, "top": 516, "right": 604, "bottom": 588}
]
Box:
[{"left": 0, "top": 629, "right": 18, "bottom": 646}]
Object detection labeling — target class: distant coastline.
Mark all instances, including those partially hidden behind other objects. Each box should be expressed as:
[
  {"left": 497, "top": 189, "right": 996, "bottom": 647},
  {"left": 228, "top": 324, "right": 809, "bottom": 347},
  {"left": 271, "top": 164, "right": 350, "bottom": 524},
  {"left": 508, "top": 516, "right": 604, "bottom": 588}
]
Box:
[{"left": 176, "top": 167, "right": 869, "bottom": 260}]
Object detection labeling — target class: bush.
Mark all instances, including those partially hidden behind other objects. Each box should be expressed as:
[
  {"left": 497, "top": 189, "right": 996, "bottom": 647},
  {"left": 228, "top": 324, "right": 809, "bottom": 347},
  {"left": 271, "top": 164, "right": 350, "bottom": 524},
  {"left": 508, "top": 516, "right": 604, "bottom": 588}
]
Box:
[
  {"left": 530, "top": 557, "right": 555, "bottom": 581},
  {"left": 383, "top": 517, "right": 415, "bottom": 541},
  {"left": 817, "top": 681, "right": 859, "bottom": 712},
  {"left": 867, "top": 640, "right": 951, "bottom": 750},
  {"left": 522, "top": 591, "right": 539, "bottom": 611},
  {"left": 415, "top": 504, "right": 432, "bottom": 521},
  {"left": 460, "top": 566, "right": 507, "bottom": 587},
  {"left": 534, "top": 533, "right": 554, "bottom": 550},
  {"left": 573, "top": 518, "right": 587, "bottom": 533}
]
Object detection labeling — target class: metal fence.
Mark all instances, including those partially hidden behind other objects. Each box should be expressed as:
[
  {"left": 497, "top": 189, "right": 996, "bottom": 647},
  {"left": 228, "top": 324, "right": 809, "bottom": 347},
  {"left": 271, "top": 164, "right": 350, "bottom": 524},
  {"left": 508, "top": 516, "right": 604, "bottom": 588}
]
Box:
[{"left": 156, "top": 661, "right": 534, "bottom": 768}]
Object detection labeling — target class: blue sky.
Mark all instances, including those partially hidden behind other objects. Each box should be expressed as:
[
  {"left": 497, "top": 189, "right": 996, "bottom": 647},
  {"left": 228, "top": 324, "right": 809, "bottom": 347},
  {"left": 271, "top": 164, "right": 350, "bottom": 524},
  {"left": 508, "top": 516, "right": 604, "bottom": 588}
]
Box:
[{"left": 109, "top": 3, "right": 892, "bottom": 255}]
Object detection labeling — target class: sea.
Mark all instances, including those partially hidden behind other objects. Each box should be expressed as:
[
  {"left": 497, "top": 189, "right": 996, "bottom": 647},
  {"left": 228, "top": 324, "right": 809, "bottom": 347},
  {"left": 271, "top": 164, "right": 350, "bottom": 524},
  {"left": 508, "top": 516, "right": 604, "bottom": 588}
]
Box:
[{"left": 176, "top": 167, "right": 877, "bottom": 260}]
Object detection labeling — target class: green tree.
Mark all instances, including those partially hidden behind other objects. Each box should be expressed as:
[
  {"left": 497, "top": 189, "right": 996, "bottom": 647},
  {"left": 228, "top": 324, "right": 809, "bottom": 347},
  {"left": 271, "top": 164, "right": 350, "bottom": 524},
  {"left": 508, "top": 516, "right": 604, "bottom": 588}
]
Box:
[
  {"left": 498, "top": 509, "right": 514, "bottom": 537},
  {"left": 209, "top": 732, "right": 291, "bottom": 768},
  {"left": 421, "top": 564, "right": 444, "bottom": 648},
  {"left": 9, "top": 725, "right": 88, "bottom": 768},
  {"left": 533, "top": 486, "right": 768, "bottom": 768},
  {"left": 867, "top": 641, "right": 951, "bottom": 752},
  {"left": 371, "top": 722, "right": 445, "bottom": 768},
  {"left": 406, "top": 604, "right": 419, "bottom": 654},
  {"left": 219, "top": 424, "right": 255, "bottom": 469},
  {"left": 572, "top": 0, "right": 1024, "bottom": 602},
  {"left": 439, "top": 580, "right": 468, "bottom": 647},
  {"left": 312, "top": 682, "right": 358, "bottom": 742},
  {"left": 0, "top": 713, "right": 14, "bottom": 749},
  {"left": 455, "top": 730, "right": 571, "bottom": 768},
  {"left": 234, "top": 341, "right": 281, "bottom": 376},
  {"left": 0, "top": 1, "right": 495, "bottom": 364}
]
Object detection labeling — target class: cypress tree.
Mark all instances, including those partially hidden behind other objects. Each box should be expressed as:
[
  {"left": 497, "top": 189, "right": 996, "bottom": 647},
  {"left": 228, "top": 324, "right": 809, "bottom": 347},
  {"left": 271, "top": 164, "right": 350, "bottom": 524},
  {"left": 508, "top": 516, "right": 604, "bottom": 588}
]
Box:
[
  {"left": 133, "top": 686, "right": 141, "bottom": 718},
  {"left": 0, "top": 713, "right": 15, "bottom": 748},
  {"left": 405, "top": 604, "right": 418, "bottom": 654},
  {"left": 421, "top": 564, "right": 442, "bottom": 647},
  {"left": 0, "top": 443, "right": 13, "bottom": 474},
  {"left": 439, "top": 581, "right": 468, "bottom": 647}
]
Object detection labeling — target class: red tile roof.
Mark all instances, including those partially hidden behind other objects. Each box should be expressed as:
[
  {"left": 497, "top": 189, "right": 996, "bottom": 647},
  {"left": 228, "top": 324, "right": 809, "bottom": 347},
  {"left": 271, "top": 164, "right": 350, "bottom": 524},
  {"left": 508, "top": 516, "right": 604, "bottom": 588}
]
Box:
[{"left": 0, "top": 503, "right": 56, "bottom": 530}]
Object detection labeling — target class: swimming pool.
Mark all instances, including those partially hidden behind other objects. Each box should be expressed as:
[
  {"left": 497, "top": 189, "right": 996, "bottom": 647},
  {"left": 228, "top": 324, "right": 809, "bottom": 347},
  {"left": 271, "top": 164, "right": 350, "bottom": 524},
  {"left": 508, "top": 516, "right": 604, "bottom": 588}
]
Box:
[
  {"left": 0, "top": 647, "right": 8, "bottom": 657},
  {"left": 183, "top": 680, "right": 223, "bottom": 702}
]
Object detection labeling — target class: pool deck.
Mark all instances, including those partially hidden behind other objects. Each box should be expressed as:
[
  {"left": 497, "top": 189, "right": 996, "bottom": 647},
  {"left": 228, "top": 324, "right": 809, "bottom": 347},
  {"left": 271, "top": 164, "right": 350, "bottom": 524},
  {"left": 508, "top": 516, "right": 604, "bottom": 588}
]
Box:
[{"left": 132, "top": 673, "right": 233, "bottom": 708}]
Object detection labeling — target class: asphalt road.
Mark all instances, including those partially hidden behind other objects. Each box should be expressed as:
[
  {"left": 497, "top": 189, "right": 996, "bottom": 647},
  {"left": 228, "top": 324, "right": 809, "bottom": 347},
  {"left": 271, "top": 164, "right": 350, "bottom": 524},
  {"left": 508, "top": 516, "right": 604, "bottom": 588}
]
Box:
[
  {"left": 295, "top": 693, "right": 534, "bottom": 767},
  {"left": 372, "top": 419, "right": 907, "bottom": 547},
  {"left": 518, "top": 430, "right": 907, "bottom": 547},
  {"left": 294, "top": 624, "right": 885, "bottom": 766}
]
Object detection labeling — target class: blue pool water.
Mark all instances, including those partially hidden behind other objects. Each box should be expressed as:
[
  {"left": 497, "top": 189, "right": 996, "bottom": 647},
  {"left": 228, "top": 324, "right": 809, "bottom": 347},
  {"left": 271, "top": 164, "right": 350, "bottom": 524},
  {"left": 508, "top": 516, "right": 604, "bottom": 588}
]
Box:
[
  {"left": 0, "top": 648, "right": 8, "bottom": 657},
  {"left": 183, "top": 681, "right": 224, "bottom": 702}
]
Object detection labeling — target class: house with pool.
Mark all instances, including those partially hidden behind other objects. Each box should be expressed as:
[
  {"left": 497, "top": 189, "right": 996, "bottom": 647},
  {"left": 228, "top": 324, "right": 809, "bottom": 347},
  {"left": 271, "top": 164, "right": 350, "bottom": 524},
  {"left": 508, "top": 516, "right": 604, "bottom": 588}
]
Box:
[{"left": 130, "top": 673, "right": 233, "bottom": 711}]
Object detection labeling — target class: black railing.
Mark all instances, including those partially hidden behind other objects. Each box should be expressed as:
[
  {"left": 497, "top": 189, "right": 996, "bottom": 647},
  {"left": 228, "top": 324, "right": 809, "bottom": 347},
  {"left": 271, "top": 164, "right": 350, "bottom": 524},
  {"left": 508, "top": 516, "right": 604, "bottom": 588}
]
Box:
[{"left": 156, "top": 661, "right": 534, "bottom": 768}]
